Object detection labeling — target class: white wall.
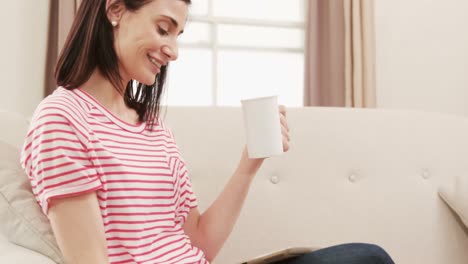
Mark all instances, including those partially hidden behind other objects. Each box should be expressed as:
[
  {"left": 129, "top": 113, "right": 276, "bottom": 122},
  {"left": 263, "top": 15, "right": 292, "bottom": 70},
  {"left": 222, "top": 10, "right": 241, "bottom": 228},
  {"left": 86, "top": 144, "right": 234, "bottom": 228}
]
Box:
[
  {"left": 375, "top": 0, "right": 468, "bottom": 116},
  {"left": 0, "top": 1, "right": 49, "bottom": 117}
]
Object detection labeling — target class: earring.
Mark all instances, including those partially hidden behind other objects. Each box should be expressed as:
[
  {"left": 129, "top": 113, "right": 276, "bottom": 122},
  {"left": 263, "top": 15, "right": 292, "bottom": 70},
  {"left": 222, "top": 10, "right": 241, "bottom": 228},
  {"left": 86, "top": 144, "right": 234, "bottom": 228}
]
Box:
[{"left": 111, "top": 21, "right": 118, "bottom": 27}]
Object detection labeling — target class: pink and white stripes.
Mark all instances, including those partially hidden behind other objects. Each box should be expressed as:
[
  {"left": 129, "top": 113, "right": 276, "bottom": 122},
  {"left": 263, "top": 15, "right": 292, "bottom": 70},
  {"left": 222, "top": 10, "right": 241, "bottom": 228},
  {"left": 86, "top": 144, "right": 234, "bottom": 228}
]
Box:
[{"left": 21, "top": 87, "right": 208, "bottom": 264}]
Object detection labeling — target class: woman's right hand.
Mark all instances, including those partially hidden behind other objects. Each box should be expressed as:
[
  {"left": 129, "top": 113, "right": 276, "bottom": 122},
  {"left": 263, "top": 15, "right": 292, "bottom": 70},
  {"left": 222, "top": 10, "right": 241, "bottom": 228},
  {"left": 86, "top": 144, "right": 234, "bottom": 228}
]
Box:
[{"left": 237, "top": 105, "right": 290, "bottom": 177}]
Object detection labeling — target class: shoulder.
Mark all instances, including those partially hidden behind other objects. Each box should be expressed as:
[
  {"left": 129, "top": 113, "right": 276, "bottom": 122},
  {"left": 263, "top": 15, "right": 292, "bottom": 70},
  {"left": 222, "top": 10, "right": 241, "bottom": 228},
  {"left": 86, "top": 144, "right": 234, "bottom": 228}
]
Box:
[
  {"left": 33, "top": 87, "right": 89, "bottom": 127},
  {"left": 22, "top": 89, "right": 92, "bottom": 168},
  {"left": 27, "top": 87, "right": 92, "bottom": 142}
]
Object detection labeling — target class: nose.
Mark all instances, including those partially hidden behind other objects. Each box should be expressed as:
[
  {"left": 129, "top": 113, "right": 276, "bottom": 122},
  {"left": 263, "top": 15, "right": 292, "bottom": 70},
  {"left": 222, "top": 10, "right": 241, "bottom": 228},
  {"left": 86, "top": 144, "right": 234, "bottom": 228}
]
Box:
[{"left": 162, "top": 43, "right": 178, "bottom": 61}]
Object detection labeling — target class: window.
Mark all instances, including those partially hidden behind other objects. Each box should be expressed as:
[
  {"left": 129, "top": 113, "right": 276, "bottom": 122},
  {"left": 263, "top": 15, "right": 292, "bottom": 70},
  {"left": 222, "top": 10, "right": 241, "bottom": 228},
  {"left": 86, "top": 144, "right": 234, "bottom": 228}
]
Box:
[{"left": 165, "top": 0, "right": 306, "bottom": 107}]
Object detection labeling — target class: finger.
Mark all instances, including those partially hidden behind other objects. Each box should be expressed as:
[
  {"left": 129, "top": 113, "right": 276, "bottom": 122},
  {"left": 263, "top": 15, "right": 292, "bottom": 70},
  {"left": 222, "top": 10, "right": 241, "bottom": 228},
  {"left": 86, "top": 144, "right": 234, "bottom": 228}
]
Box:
[
  {"left": 279, "top": 105, "right": 286, "bottom": 116},
  {"left": 282, "top": 126, "right": 290, "bottom": 141},
  {"left": 280, "top": 114, "right": 289, "bottom": 132},
  {"left": 282, "top": 138, "right": 290, "bottom": 152}
]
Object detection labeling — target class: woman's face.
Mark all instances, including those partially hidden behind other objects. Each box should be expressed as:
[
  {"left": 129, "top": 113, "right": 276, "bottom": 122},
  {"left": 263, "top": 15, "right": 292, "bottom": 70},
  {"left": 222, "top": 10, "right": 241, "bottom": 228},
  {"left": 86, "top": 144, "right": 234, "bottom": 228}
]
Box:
[{"left": 111, "top": 0, "right": 188, "bottom": 85}]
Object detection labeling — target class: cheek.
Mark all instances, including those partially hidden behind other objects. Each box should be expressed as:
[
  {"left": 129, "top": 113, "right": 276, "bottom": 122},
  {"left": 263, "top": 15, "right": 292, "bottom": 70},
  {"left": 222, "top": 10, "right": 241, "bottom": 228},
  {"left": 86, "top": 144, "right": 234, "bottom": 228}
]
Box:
[
  {"left": 114, "top": 26, "right": 162, "bottom": 81},
  {"left": 116, "top": 34, "right": 145, "bottom": 68},
  {"left": 123, "top": 29, "right": 161, "bottom": 59},
  {"left": 144, "top": 30, "right": 163, "bottom": 50},
  {"left": 115, "top": 31, "right": 132, "bottom": 63}
]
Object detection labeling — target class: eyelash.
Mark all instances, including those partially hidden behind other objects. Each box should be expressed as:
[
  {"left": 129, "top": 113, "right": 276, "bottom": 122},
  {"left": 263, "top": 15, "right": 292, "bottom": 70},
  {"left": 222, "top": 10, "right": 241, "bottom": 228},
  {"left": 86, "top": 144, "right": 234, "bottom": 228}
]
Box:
[{"left": 157, "top": 26, "right": 169, "bottom": 36}]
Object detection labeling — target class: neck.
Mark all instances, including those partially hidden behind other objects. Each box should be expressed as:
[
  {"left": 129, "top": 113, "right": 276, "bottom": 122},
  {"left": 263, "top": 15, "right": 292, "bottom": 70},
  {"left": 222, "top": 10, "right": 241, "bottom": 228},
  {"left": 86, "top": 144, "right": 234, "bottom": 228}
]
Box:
[{"left": 80, "top": 69, "right": 139, "bottom": 124}]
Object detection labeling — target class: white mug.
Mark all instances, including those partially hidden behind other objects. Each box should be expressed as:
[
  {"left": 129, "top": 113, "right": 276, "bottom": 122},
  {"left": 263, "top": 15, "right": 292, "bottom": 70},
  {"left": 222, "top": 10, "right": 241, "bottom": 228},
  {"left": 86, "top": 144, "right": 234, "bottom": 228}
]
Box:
[{"left": 241, "top": 95, "right": 283, "bottom": 159}]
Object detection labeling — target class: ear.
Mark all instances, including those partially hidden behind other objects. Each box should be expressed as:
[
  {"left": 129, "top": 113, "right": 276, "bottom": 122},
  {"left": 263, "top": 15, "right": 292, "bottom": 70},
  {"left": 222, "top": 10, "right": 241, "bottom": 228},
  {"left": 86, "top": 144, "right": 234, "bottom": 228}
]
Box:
[{"left": 106, "top": 1, "right": 126, "bottom": 25}]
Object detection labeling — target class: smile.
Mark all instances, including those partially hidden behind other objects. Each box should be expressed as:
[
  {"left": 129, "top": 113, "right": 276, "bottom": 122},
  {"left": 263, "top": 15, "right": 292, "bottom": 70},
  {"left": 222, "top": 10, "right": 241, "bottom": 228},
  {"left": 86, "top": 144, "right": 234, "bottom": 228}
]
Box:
[{"left": 147, "top": 54, "right": 162, "bottom": 69}]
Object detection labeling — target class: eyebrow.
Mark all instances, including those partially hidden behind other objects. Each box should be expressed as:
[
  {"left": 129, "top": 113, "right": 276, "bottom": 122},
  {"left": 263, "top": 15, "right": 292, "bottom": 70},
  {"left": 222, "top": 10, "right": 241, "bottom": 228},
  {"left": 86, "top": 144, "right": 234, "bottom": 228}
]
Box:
[{"left": 161, "top": 15, "right": 184, "bottom": 35}]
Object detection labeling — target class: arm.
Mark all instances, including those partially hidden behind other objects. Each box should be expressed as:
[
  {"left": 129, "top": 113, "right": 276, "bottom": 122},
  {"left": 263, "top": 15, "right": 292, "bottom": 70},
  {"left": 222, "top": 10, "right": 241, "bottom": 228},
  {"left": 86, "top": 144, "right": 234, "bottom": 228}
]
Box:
[
  {"left": 183, "top": 106, "right": 290, "bottom": 261},
  {"left": 183, "top": 148, "right": 263, "bottom": 261},
  {"left": 48, "top": 192, "right": 109, "bottom": 264},
  {"left": 21, "top": 107, "right": 108, "bottom": 263}
]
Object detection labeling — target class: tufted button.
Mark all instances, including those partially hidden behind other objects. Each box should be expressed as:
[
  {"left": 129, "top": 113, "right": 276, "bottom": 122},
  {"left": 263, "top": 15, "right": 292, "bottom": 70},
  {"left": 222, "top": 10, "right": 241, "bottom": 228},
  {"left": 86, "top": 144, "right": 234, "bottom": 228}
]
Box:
[
  {"left": 348, "top": 174, "right": 357, "bottom": 182},
  {"left": 422, "top": 169, "right": 431, "bottom": 179},
  {"left": 270, "top": 175, "right": 280, "bottom": 184}
]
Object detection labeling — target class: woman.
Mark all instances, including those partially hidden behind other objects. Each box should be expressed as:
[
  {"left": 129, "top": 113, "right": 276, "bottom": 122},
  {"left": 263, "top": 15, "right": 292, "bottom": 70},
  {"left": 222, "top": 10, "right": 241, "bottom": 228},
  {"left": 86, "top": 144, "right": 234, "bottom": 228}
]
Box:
[{"left": 21, "top": 0, "right": 394, "bottom": 263}]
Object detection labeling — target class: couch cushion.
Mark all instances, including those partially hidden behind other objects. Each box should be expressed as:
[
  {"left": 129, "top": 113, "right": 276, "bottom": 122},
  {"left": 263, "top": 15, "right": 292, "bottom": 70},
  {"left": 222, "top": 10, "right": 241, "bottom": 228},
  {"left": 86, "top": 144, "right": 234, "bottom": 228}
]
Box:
[
  {"left": 0, "top": 233, "right": 56, "bottom": 264},
  {"left": 0, "top": 111, "right": 64, "bottom": 263},
  {"left": 439, "top": 176, "right": 468, "bottom": 228}
]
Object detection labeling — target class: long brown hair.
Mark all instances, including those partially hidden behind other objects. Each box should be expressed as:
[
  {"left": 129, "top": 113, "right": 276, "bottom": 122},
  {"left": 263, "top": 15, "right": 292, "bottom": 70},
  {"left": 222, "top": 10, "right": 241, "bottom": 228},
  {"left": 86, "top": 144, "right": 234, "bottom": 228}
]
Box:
[{"left": 55, "top": 0, "right": 191, "bottom": 127}]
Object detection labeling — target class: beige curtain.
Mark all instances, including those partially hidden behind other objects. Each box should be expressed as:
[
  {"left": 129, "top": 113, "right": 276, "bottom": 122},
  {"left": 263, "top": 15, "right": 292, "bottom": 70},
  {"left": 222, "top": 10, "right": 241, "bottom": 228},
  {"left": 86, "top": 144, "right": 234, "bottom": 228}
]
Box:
[
  {"left": 304, "top": 0, "right": 376, "bottom": 108},
  {"left": 44, "top": 0, "right": 81, "bottom": 97}
]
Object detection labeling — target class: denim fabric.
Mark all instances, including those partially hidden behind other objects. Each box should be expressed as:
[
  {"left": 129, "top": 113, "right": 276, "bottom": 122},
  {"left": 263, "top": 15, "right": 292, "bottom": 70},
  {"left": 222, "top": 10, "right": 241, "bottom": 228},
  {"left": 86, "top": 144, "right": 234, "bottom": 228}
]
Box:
[{"left": 277, "top": 243, "right": 395, "bottom": 264}]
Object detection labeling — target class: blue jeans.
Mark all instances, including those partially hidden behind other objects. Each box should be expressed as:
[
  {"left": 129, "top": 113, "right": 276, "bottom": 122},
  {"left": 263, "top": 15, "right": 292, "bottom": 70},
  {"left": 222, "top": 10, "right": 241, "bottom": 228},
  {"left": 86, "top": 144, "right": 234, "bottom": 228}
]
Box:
[{"left": 277, "top": 243, "right": 394, "bottom": 264}]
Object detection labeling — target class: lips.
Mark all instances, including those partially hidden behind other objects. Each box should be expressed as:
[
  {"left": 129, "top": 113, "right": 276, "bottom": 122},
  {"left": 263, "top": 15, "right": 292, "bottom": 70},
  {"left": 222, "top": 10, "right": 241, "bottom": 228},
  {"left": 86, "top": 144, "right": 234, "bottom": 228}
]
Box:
[
  {"left": 147, "top": 54, "right": 166, "bottom": 74},
  {"left": 148, "top": 55, "right": 161, "bottom": 68},
  {"left": 147, "top": 54, "right": 162, "bottom": 68}
]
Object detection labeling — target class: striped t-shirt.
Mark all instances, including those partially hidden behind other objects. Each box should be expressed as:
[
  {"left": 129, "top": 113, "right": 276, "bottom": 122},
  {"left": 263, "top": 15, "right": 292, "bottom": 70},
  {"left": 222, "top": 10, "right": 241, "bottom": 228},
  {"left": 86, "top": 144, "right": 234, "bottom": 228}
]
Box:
[{"left": 21, "top": 87, "right": 208, "bottom": 264}]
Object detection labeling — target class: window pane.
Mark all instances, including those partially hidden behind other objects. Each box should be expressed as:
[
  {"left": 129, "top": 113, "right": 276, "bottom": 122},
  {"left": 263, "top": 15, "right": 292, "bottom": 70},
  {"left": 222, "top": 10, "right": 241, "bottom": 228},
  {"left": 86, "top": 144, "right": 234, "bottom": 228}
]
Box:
[
  {"left": 213, "top": 0, "right": 305, "bottom": 22},
  {"left": 179, "top": 22, "right": 211, "bottom": 45},
  {"left": 218, "top": 24, "right": 304, "bottom": 49},
  {"left": 217, "top": 50, "right": 304, "bottom": 106},
  {"left": 188, "top": 0, "right": 209, "bottom": 16},
  {"left": 165, "top": 48, "right": 213, "bottom": 106}
]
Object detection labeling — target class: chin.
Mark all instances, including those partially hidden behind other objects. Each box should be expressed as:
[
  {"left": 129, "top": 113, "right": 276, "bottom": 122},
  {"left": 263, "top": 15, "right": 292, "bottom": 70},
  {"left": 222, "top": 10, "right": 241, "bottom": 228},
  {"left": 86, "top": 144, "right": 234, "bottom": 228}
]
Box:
[{"left": 138, "top": 75, "right": 157, "bottom": 86}]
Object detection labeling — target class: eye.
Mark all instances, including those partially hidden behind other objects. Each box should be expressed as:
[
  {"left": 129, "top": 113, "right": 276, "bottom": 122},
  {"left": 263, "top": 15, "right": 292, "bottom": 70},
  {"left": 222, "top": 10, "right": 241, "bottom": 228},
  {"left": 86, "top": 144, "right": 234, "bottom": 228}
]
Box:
[{"left": 157, "top": 26, "right": 169, "bottom": 36}]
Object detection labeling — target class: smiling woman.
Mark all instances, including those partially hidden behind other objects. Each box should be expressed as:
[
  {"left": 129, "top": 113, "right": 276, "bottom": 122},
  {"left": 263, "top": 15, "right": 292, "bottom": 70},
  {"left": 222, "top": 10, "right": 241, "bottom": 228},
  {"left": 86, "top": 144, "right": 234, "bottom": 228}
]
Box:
[
  {"left": 24, "top": 0, "right": 247, "bottom": 263},
  {"left": 22, "top": 0, "right": 286, "bottom": 262},
  {"left": 18, "top": 0, "right": 393, "bottom": 264}
]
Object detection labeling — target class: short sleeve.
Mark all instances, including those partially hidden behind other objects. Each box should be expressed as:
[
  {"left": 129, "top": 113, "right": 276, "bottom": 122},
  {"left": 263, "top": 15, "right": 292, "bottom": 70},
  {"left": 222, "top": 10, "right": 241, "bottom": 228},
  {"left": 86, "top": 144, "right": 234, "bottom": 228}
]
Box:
[
  {"left": 173, "top": 158, "right": 198, "bottom": 226},
  {"left": 21, "top": 107, "right": 102, "bottom": 215}
]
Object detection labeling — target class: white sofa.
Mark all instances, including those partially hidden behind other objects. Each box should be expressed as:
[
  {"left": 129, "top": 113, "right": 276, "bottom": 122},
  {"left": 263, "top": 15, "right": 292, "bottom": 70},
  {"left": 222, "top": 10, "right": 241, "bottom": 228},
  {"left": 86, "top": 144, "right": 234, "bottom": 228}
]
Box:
[{"left": 1, "top": 107, "right": 468, "bottom": 264}]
